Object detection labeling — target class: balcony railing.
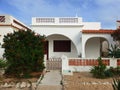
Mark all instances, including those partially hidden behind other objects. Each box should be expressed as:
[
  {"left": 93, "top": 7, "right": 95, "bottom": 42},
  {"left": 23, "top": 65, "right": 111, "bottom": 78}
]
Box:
[
  {"left": 34, "top": 17, "right": 81, "bottom": 24},
  {"left": 36, "top": 18, "right": 55, "bottom": 23},
  {"left": 59, "top": 18, "right": 78, "bottom": 23}
]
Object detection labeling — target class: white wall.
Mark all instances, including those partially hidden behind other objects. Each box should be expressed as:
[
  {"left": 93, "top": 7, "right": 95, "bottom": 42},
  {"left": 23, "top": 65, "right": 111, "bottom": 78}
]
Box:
[
  {"left": 47, "top": 35, "right": 78, "bottom": 58},
  {"left": 0, "top": 27, "right": 13, "bottom": 58},
  {"left": 82, "top": 22, "right": 101, "bottom": 30},
  {"left": 32, "top": 26, "right": 82, "bottom": 56},
  {"left": 31, "top": 17, "right": 101, "bottom": 58}
]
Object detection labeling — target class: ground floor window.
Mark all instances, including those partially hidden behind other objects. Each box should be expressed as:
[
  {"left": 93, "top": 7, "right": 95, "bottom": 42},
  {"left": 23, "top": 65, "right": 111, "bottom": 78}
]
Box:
[{"left": 54, "top": 40, "right": 71, "bottom": 52}]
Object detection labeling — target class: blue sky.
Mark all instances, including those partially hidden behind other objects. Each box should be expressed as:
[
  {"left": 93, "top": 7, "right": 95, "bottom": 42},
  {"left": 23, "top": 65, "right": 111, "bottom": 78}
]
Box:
[{"left": 0, "top": 0, "right": 120, "bottom": 29}]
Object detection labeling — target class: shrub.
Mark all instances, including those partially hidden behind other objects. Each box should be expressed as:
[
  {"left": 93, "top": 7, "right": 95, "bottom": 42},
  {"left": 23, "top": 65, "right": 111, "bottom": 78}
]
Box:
[
  {"left": 105, "top": 67, "right": 120, "bottom": 77},
  {"left": 2, "top": 29, "right": 46, "bottom": 78},
  {"left": 108, "top": 44, "right": 120, "bottom": 58},
  {"left": 0, "top": 59, "right": 8, "bottom": 69},
  {"left": 90, "top": 57, "right": 107, "bottom": 78},
  {"left": 104, "top": 67, "right": 114, "bottom": 77}
]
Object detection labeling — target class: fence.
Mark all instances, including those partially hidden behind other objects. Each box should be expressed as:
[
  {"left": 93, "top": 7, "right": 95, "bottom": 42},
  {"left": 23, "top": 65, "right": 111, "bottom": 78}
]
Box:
[
  {"left": 61, "top": 55, "right": 120, "bottom": 75},
  {"left": 44, "top": 55, "right": 120, "bottom": 75},
  {"left": 69, "top": 59, "right": 110, "bottom": 66},
  {"left": 46, "top": 58, "right": 62, "bottom": 70}
]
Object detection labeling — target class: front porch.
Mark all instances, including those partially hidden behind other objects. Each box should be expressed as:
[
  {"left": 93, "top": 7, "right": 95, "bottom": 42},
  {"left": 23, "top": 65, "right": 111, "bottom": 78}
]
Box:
[
  {"left": 45, "top": 34, "right": 78, "bottom": 59},
  {"left": 82, "top": 30, "right": 114, "bottom": 58}
]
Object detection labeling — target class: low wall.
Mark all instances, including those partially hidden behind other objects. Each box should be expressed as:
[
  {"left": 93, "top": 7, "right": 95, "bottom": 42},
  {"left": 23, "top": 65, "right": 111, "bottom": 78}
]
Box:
[
  {"left": 69, "top": 58, "right": 110, "bottom": 72},
  {"left": 61, "top": 55, "right": 120, "bottom": 74}
]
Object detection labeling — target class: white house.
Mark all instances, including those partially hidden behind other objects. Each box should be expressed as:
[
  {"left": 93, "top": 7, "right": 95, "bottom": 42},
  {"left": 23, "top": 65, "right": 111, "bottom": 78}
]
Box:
[
  {"left": 0, "top": 15, "right": 117, "bottom": 59},
  {"left": 31, "top": 17, "right": 114, "bottom": 59},
  {"left": 0, "top": 15, "right": 30, "bottom": 58},
  {"left": 1, "top": 15, "right": 120, "bottom": 73}
]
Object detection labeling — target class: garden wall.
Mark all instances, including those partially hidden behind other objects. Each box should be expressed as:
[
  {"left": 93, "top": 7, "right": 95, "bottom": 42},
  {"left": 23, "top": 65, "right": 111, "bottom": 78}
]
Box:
[{"left": 61, "top": 55, "right": 120, "bottom": 75}]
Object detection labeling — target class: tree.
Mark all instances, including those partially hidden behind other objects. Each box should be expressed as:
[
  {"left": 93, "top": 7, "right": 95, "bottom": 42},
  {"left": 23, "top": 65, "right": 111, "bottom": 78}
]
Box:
[{"left": 2, "top": 29, "right": 46, "bottom": 77}]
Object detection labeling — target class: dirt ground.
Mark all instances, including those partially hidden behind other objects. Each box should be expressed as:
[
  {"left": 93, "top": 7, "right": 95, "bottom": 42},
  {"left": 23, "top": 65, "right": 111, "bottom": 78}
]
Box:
[{"left": 63, "top": 72, "right": 114, "bottom": 90}]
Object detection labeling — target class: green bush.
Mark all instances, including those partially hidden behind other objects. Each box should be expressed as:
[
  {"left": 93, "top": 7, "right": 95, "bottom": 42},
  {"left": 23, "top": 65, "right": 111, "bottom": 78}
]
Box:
[
  {"left": 105, "top": 67, "right": 120, "bottom": 77},
  {"left": 104, "top": 67, "right": 114, "bottom": 77},
  {"left": 2, "top": 29, "right": 45, "bottom": 78},
  {"left": 90, "top": 57, "right": 107, "bottom": 78},
  {"left": 0, "top": 59, "right": 8, "bottom": 69}
]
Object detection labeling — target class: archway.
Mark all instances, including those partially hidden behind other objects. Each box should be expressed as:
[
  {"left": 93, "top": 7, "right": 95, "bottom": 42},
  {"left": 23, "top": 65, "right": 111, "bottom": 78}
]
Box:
[
  {"left": 46, "top": 34, "right": 78, "bottom": 59},
  {"left": 85, "top": 37, "right": 109, "bottom": 58},
  {"left": 101, "top": 40, "right": 109, "bottom": 57}
]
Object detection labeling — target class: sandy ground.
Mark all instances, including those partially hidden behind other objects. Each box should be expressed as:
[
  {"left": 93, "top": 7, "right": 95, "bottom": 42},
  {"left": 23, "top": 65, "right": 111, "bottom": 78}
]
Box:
[{"left": 63, "top": 72, "right": 114, "bottom": 90}]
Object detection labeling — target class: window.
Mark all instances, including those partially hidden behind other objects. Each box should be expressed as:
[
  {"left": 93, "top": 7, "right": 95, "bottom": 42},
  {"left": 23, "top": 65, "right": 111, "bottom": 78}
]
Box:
[{"left": 54, "top": 40, "right": 71, "bottom": 52}]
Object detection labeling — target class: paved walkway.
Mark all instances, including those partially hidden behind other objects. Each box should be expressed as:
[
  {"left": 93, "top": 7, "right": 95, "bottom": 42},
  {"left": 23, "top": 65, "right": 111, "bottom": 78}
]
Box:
[{"left": 37, "top": 70, "right": 62, "bottom": 90}]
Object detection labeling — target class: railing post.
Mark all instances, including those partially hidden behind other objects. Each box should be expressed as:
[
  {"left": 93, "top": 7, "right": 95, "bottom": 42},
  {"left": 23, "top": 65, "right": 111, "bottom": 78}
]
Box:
[{"left": 110, "top": 58, "right": 117, "bottom": 68}]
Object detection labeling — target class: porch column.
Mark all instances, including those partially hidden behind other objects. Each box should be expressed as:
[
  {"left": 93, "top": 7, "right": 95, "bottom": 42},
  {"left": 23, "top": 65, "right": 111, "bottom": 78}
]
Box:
[
  {"left": 44, "top": 54, "right": 47, "bottom": 68},
  {"left": 82, "top": 38, "right": 86, "bottom": 58},
  {"left": 61, "top": 55, "right": 73, "bottom": 75}
]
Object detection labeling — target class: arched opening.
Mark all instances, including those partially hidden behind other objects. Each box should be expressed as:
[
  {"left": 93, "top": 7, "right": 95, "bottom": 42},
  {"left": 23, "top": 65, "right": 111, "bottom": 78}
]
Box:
[
  {"left": 101, "top": 40, "right": 109, "bottom": 57},
  {"left": 85, "top": 37, "right": 109, "bottom": 58},
  {"left": 45, "top": 34, "right": 78, "bottom": 59}
]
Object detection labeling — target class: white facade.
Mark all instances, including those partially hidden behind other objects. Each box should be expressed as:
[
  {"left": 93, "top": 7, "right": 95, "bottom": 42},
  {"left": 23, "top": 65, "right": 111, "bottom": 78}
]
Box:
[
  {"left": 0, "top": 15, "right": 115, "bottom": 59},
  {"left": 31, "top": 17, "right": 113, "bottom": 59}
]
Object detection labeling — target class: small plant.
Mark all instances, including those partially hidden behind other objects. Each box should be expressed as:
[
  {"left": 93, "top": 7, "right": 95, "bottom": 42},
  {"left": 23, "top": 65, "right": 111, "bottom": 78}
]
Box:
[
  {"left": 90, "top": 57, "right": 107, "bottom": 78},
  {"left": 105, "top": 67, "right": 120, "bottom": 77},
  {"left": 104, "top": 67, "right": 114, "bottom": 77},
  {"left": 112, "top": 77, "right": 120, "bottom": 90},
  {"left": 108, "top": 44, "right": 120, "bottom": 58}
]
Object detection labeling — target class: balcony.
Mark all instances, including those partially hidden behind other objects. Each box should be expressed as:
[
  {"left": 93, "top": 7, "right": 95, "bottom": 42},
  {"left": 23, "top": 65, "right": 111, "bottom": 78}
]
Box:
[{"left": 32, "top": 17, "right": 83, "bottom": 26}]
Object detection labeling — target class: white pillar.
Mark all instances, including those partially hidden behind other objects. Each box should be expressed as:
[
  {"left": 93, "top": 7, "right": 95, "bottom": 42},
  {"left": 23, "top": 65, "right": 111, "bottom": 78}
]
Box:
[
  {"left": 110, "top": 58, "right": 117, "bottom": 68},
  {"left": 61, "top": 55, "right": 73, "bottom": 75},
  {"left": 82, "top": 39, "right": 86, "bottom": 58},
  {"left": 61, "top": 55, "right": 69, "bottom": 72}
]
